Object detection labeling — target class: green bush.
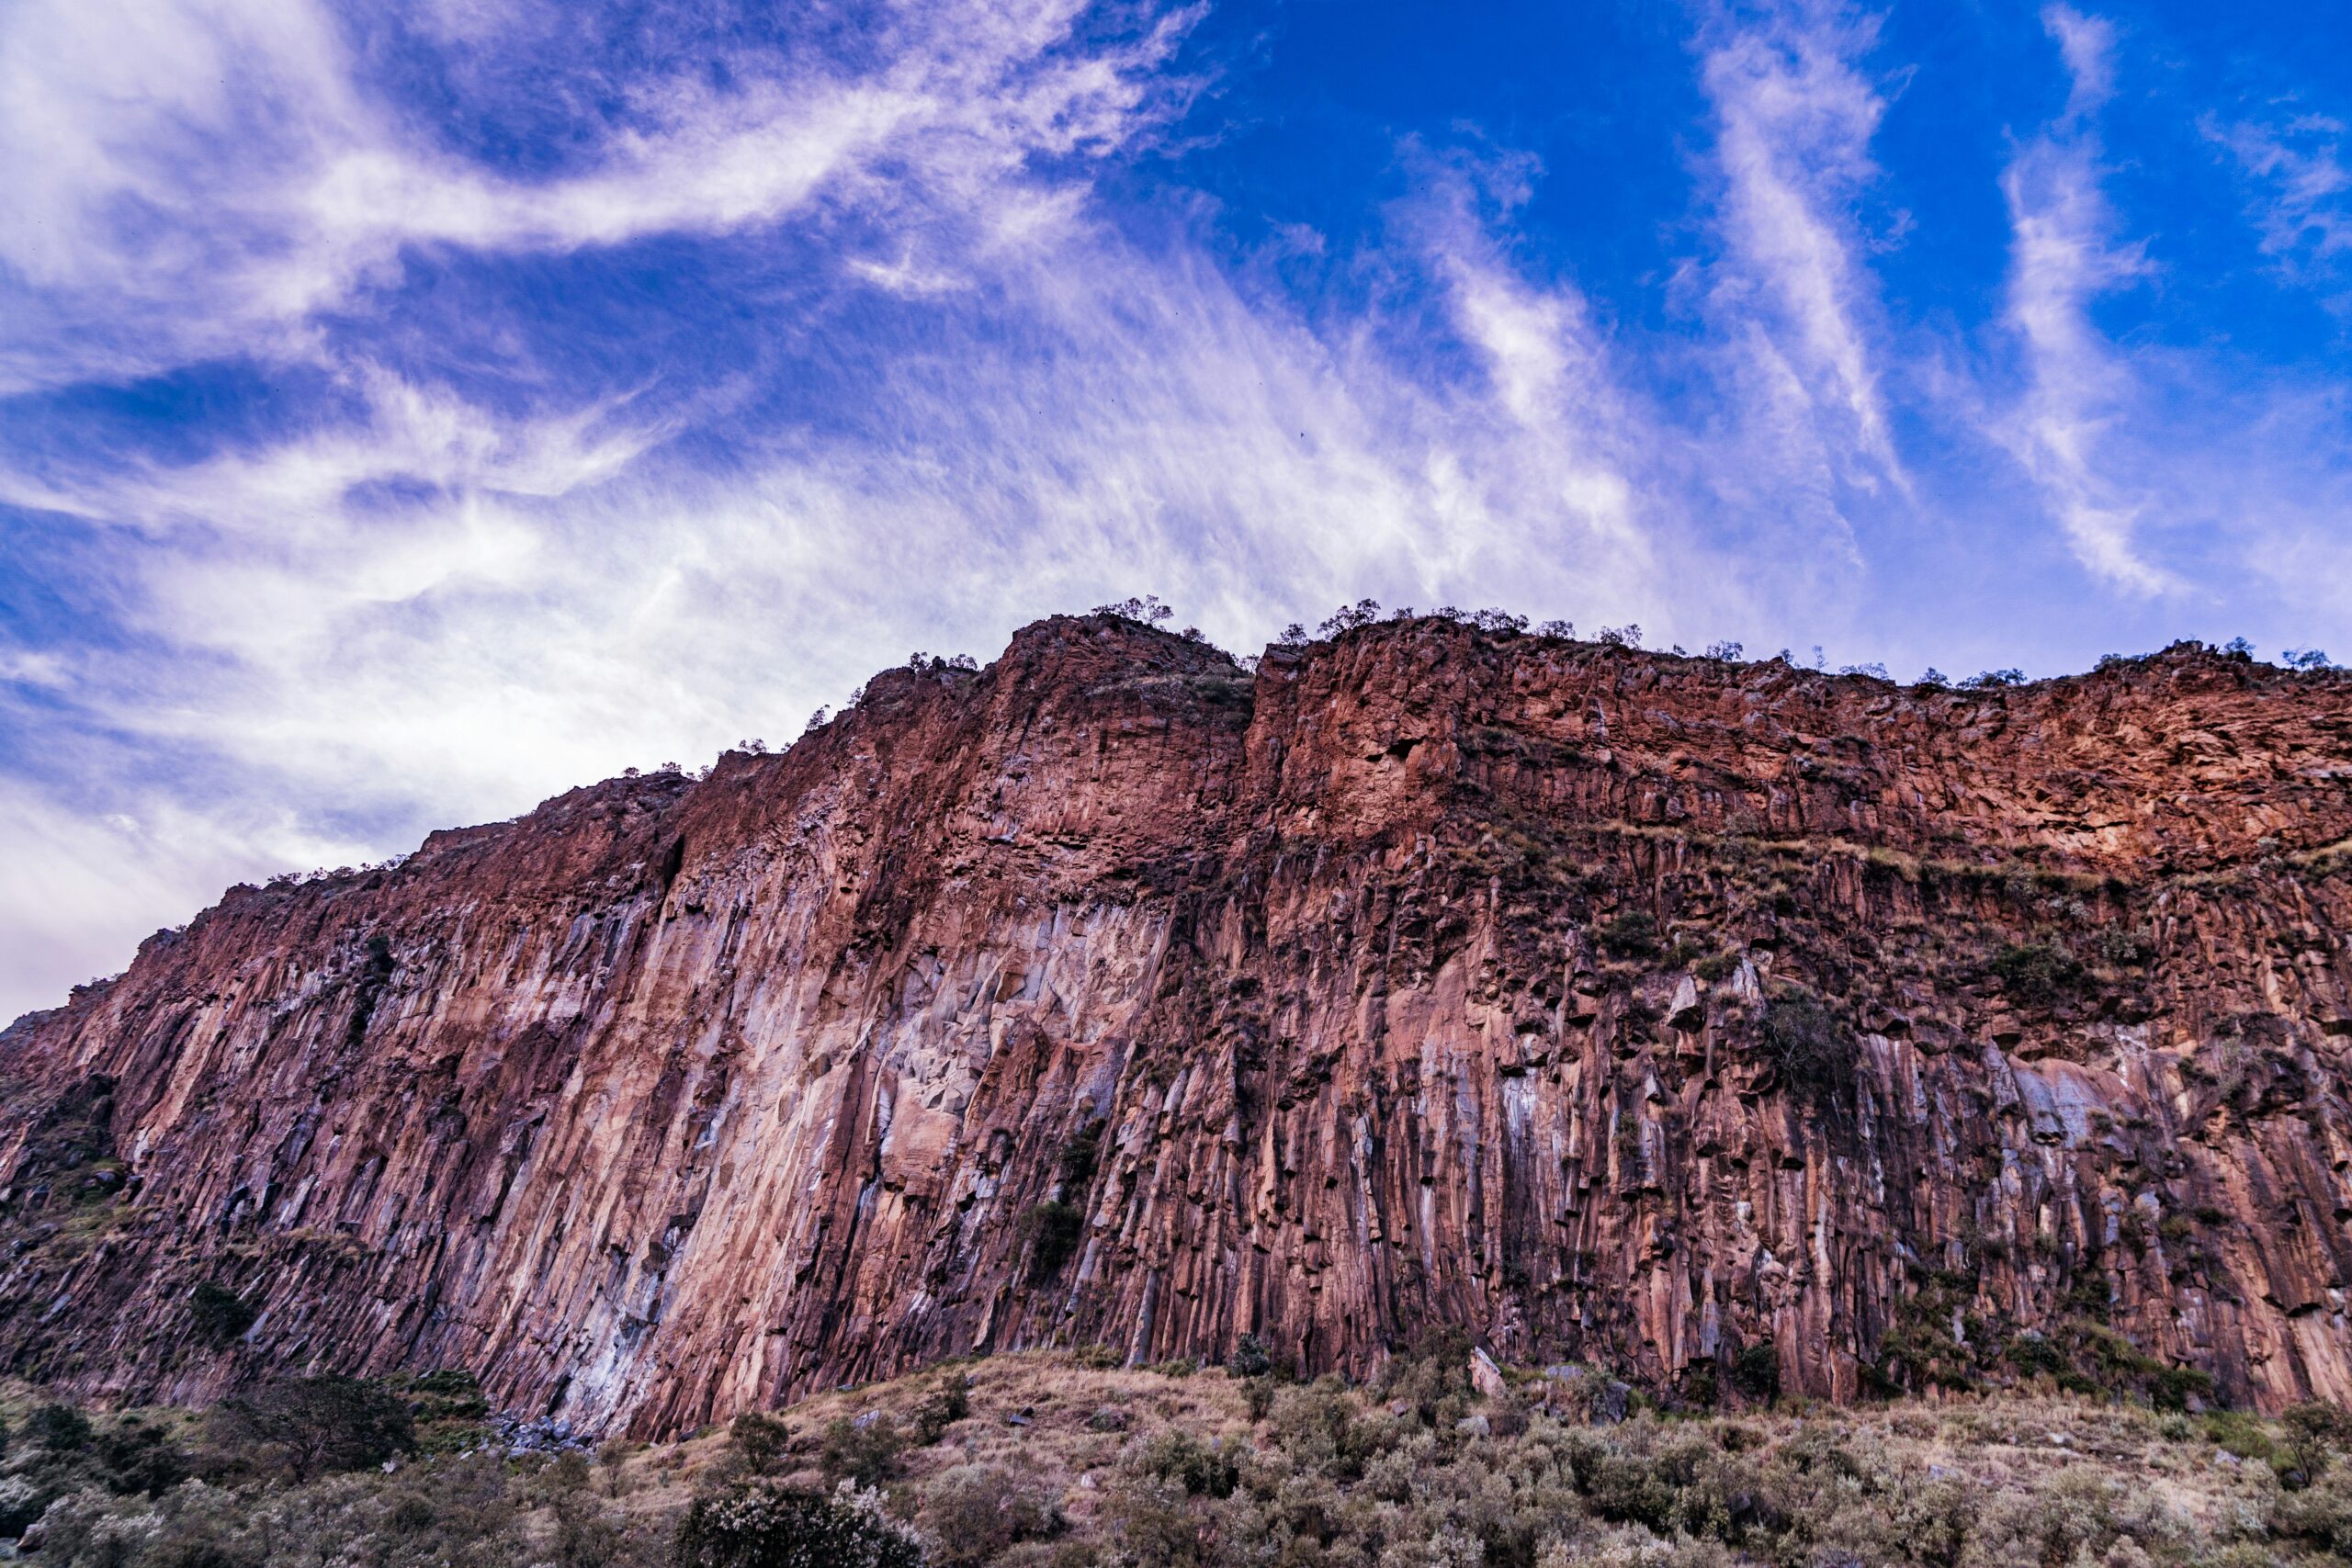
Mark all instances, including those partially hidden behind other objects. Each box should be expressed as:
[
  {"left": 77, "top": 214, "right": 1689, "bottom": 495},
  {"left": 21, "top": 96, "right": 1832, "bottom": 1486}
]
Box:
[
  {"left": 200, "top": 1375, "right": 414, "bottom": 1483},
  {"left": 1021, "top": 1202, "right": 1085, "bottom": 1282},
  {"left": 1759, "top": 996, "right": 1857, "bottom": 1113},
  {"left": 1988, "top": 941, "right": 2083, "bottom": 1007},
  {"left": 1728, "top": 1346, "right": 1779, "bottom": 1404},
  {"left": 187, "top": 1282, "right": 257, "bottom": 1347},
  {"left": 1133, "top": 1430, "right": 1238, "bottom": 1498},
  {"left": 1225, "top": 1335, "right": 1272, "bottom": 1380},
  {"left": 819, "top": 1416, "right": 904, "bottom": 1490},
  {"left": 918, "top": 1465, "right": 1063, "bottom": 1567},
  {"left": 96, "top": 1417, "right": 187, "bottom": 1498},
  {"left": 675, "top": 1482, "right": 921, "bottom": 1568},
  {"left": 1377, "top": 1327, "right": 1475, "bottom": 1427},
  {"left": 27, "top": 1402, "right": 95, "bottom": 1451},
  {"left": 730, "top": 1412, "right": 791, "bottom": 1474},
  {"left": 912, "top": 1379, "right": 968, "bottom": 1446},
  {"left": 2281, "top": 1401, "right": 2352, "bottom": 1487},
  {"left": 1056, "top": 1124, "right": 1104, "bottom": 1193},
  {"left": 1595, "top": 913, "right": 1661, "bottom": 959},
  {"left": 2275, "top": 1467, "right": 2352, "bottom": 1554},
  {"left": 1264, "top": 1378, "right": 1391, "bottom": 1481}
]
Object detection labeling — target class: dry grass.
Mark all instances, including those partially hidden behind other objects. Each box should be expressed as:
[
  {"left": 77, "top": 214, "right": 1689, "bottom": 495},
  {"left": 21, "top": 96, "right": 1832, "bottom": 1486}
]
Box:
[{"left": 8, "top": 1355, "right": 2349, "bottom": 1566}]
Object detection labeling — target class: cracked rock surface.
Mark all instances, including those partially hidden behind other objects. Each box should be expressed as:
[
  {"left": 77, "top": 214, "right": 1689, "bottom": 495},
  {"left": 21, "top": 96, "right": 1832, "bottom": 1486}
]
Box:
[{"left": 4, "top": 616, "right": 2351, "bottom": 1435}]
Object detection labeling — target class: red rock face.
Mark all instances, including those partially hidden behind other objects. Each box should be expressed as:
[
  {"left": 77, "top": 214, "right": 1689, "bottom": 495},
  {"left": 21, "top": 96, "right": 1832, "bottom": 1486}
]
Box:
[{"left": 5, "top": 616, "right": 2352, "bottom": 1434}]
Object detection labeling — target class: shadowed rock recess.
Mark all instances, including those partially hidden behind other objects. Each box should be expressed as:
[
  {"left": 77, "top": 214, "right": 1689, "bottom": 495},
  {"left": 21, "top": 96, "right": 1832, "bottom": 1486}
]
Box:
[{"left": 5, "top": 615, "right": 2352, "bottom": 1437}]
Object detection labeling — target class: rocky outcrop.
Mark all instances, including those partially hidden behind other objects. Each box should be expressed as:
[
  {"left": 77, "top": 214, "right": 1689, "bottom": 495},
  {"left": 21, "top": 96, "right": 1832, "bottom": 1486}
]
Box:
[{"left": 4, "top": 616, "right": 2351, "bottom": 1434}]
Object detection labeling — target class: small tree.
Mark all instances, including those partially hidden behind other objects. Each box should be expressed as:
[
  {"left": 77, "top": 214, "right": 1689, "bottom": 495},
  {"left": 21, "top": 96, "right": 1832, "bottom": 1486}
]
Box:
[
  {"left": 1731, "top": 1344, "right": 1781, "bottom": 1403},
  {"left": 1761, "top": 995, "right": 1858, "bottom": 1115},
  {"left": 730, "top": 1412, "right": 791, "bottom": 1474},
  {"left": 26, "top": 1403, "right": 93, "bottom": 1451},
  {"left": 1093, "top": 595, "right": 1174, "bottom": 626},
  {"left": 818, "top": 1416, "right": 903, "bottom": 1490},
  {"left": 203, "top": 1375, "right": 415, "bottom": 1483},
  {"left": 2282, "top": 1402, "right": 2352, "bottom": 1487},
  {"left": 1317, "top": 599, "right": 1383, "bottom": 637},
  {"left": 1989, "top": 942, "right": 2083, "bottom": 1008}
]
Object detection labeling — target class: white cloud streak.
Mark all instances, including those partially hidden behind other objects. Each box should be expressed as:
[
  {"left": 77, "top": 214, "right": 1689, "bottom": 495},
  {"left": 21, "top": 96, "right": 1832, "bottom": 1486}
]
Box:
[
  {"left": 1697, "top": 1, "right": 1909, "bottom": 508},
  {"left": 2204, "top": 110, "right": 2352, "bottom": 281},
  {"left": 1993, "top": 6, "right": 2179, "bottom": 595},
  {"left": 9, "top": 0, "right": 2351, "bottom": 1026},
  {"left": 0, "top": 0, "right": 1195, "bottom": 389}
]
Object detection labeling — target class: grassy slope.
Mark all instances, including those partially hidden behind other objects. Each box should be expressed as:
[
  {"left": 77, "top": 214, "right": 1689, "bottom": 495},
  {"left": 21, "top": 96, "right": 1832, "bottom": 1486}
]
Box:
[{"left": 6, "top": 1354, "right": 2352, "bottom": 1566}]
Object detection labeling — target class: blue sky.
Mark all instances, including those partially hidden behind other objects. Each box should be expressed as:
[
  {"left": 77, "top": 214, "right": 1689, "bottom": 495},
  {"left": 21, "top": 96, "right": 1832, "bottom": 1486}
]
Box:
[{"left": 5, "top": 0, "right": 2352, "bottom": 1021}]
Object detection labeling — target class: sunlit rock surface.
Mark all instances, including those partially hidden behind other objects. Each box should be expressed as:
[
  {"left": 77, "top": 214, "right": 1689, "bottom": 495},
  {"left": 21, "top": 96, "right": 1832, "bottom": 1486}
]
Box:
[{"left": 4, "top": 616, "right": 2350, "bottom": 1434}]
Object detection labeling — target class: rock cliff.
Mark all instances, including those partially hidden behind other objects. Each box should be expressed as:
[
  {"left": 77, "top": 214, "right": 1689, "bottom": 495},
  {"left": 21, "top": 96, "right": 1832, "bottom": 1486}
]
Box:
[{"left": 5, "top": 615, "right": 2352, "bottom": 1434}]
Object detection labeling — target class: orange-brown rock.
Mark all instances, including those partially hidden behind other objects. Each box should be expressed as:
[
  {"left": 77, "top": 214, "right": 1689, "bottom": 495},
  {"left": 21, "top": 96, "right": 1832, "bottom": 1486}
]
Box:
[{"left": 5, "top": 616, "right": 2352, "bottom": 1434}]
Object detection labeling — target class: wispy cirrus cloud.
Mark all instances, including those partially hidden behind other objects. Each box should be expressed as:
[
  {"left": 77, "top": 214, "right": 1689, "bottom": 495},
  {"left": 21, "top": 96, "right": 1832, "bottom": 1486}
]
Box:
[
  {"left": 0, "top": 0, "right": 1198, "bottom": 389},
  {"left": 6, "top": 0, "right": 2352, "bottom": 1027},
  {"left": 1695, "top": 0, "right": 1910, "bottom": 521},
  {"left": 1993, "top": 6, "right": 2179, "bottom": 596},
  {"left": 2203, "top": 109, "right": 2352, "bottom": 291}
]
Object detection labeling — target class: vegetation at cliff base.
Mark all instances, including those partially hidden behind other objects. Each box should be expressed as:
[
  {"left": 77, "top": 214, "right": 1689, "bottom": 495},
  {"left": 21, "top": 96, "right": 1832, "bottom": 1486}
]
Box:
[{"left": 6, "top": 1348, "right": 2352, "bottom": 1568}]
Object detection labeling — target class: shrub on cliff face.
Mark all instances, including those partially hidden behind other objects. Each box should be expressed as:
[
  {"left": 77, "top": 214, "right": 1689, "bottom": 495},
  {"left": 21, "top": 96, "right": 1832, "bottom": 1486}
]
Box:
[
  {"left": 1224, "top": 1335, "right": 1272, "bottom": 1380},
  {"left": 1758, "top": 997, "right": 1857, "bottom": 1114},
  {"left": 1594, "top": 913, "right": 1661, "bottom": 959},
  {"left": 1728, "top": 1346, "right": 1781, "bottom": 1404},
  {"left": 1020, "top": 1202, "right": 1085, "bottom": 1282},
  {"left": 1055, "top": 1124, "right": 1104, "bottom": 1194},
  {"left": 676, "top": 1483, "right": 920, "bottom": 1568},
  {"left": 188, "top": 1282, "right": 257, "bottom": 1347},
  {"left": 1988, "top": 941, "right": 2083, "bottom": 1007}
]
